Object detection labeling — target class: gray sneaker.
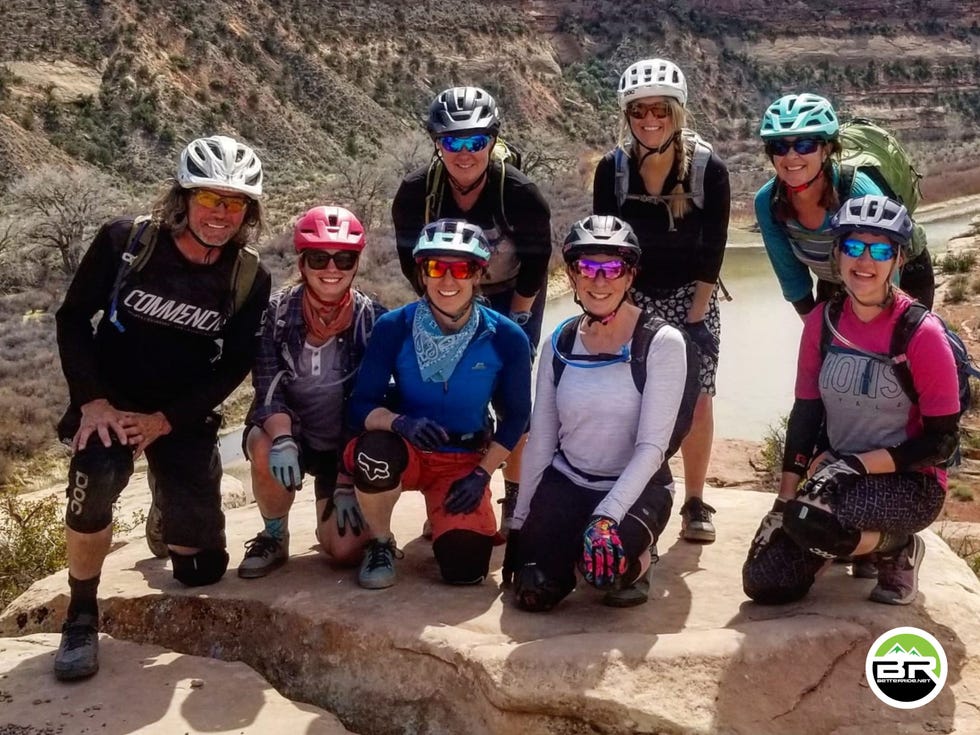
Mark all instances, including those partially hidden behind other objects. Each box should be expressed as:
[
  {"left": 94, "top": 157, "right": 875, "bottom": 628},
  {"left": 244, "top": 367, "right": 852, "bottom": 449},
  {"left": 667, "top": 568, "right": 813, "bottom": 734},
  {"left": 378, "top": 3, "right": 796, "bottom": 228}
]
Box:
[
  {"left": 870, "top": 535, "right": 924, "bottom": 606},
  {"left": 358, "top": 537, "right": 402, "bottom": 589},
  {"left": 603, "top": 546, "right": 658, "bottom": 608},
  {"left": 237, "top": 532, "right": 289, "bottom": 579},
  {"left": 54, "top": 613, "right": 99, "bottom": 681},
  {"left": 145, "top": 472, "right": 168, "bottom": 559},
  {"left": 680, "top": 498, "right": 717, "bottom": 543}
]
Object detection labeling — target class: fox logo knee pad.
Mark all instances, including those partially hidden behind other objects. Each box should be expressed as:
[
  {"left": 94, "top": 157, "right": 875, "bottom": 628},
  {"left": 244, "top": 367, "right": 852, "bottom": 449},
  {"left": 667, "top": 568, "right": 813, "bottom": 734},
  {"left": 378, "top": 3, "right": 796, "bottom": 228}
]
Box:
[
  {"left": 782, "top": 500, "right": 860, "bottom": 560},
  {"left": 170, "top": 549, "right": 229, "bottom": 587},
  {"left": 352, "top": 431, "right": 407, "bottom": 492},
  {"left": 64, "top": 442, "right": 134, "bottom": 533}
]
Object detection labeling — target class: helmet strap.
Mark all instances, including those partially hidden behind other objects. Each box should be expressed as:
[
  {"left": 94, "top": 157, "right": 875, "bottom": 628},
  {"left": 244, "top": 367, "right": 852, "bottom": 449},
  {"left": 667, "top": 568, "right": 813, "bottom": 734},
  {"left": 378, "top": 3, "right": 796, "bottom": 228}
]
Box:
[
  {"left": 447, "top": 166, "right": 489, "bottom": 196},
  {"left": 425, "top": 294, "right": 473, "bottom": 325},
  {"left": 634, "top": 130, "right": 679, "bottom": 168},
  {"left": 574, "top": 291, "right": 629, "bottom": 326},
  {"left": 186, "top": 224, "right": 225, "bottom": 262},
  {"left": 785, "top": 167, "right": 826, "bottom": 194}
]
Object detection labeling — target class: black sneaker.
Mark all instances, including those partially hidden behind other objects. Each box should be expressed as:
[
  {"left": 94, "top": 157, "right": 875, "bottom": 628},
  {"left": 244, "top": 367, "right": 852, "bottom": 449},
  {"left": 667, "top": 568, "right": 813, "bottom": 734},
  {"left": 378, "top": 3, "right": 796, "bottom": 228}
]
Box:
[
  {"left": 680, "top": 497, "right": 716, "bottom": 543},
  {"left": 237, "top": 532, "right": 289, "bottom": 579},
  {"left": 54, "top": 613, "right": 99, "bottom": 681}
]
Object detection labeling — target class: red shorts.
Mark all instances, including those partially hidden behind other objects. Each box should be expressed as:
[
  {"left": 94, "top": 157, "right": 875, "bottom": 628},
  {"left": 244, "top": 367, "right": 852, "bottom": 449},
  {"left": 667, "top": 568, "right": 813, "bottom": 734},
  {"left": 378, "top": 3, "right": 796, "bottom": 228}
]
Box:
[{"left": 343, "top": 437, "right": 496, "bottom": 541}]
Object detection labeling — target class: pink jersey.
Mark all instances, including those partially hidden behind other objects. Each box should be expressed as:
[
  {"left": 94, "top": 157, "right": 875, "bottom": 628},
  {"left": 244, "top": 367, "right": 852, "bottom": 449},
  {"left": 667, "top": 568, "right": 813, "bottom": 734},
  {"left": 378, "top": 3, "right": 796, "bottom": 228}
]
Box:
[{"left": 796, "top": 293, "right": 959, "bottom": 486}]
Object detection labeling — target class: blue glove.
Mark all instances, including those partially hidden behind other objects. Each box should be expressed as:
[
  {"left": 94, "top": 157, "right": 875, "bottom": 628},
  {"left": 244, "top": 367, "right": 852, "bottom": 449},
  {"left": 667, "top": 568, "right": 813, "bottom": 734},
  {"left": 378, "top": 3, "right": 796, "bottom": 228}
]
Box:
[
  {"left": 331, "top": 485, "right": 365, "bottom": 537},
  {"left": 443, "top": 466, "right": 491, "bottom": 515},
  {"left": 580, "top": 516, "right": 627, "bottom": 588},
  {"left": 269, "top": 435, "right": 302, "bottom": 491},
  {"left": 683, "top": 320, "right": 720, "bottom": 361},
  {"left": 391, "top": 415, "right": 449, "bottom": 451}
]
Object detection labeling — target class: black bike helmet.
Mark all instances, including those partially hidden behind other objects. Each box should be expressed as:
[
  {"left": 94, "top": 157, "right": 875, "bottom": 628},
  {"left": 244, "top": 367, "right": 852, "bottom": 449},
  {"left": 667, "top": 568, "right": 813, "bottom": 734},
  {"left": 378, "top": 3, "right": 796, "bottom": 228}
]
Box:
[
  {"left": 426, "top": 86, "right": 501, "bottom": 137},
  {"left": 562, "top": 216, "right": 641, "bottom": 266}
]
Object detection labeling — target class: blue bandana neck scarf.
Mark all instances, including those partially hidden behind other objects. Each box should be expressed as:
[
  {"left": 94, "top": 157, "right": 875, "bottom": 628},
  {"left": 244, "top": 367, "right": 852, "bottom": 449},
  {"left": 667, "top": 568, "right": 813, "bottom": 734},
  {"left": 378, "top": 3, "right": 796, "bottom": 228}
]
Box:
[{"left": 413, "top": 300, "right": 479, "bottom": 383}]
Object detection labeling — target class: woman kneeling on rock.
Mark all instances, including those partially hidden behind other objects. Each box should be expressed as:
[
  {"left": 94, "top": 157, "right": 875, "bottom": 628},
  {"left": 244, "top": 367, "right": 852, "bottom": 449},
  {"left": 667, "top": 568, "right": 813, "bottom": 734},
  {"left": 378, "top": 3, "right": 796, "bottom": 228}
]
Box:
[
  {"left": 345, "top": 219, "right": 531, "bottom": 589},
  {"left": 504, "top": 216, "right": 697, "bottom": 610},
  {"left": 743, "top": 195, "right": 960, "bottom": 607},
  {"left": 238, "top": 206, "right": 386, "bottom": 578}
]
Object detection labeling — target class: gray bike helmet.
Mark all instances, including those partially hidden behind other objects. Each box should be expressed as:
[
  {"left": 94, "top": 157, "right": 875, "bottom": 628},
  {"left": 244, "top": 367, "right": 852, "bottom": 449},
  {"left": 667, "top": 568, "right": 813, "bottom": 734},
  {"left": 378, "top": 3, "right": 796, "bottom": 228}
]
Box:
[
  {"left": 562, "top": 215, "right": 641, "bottom": 266},
  {"left": 178, "top": 135, "right": 263, "bottom": 198},
  {"left": 830, "top": 195, "right": 913, "bottom": 249},
  {"left": 426, "top": 87, "right": 501, "bottom": 137},
  {"left": 759, "top": 93, "right": 839, "bottom": 140}
]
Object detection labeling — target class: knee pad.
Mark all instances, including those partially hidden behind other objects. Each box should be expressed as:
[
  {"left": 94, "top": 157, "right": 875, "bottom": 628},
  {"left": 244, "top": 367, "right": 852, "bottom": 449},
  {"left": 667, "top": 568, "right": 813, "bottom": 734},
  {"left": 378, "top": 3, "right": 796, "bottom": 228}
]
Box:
[
  {"left": 64, "top": 442, "right": 134, "bottom": 533},
  {"left": 514, "top": 563, "right": 572, "bottom": 612},
  {"left": 433, "top": 530, "right": 492, "bottom": 585},
  {"left": 783, "top": 501, "right": 860, "bottom": 560},
  {"left": 170, "top": 549, "right": 229, "bottom": 587},
  {"left": 351, "top": 431, "right": 408, "bottom": 492}
]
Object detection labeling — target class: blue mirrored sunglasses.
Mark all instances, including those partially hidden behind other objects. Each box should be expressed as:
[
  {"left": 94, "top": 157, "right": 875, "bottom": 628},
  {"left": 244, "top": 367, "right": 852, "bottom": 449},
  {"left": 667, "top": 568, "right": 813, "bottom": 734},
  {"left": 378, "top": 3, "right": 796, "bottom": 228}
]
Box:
[
  {"left": 839, "top": 238, "right": 898, "bottom": 261},
  {"left": 438, "top": 134, "right": 492, "bottom": 153},
  {"left": 764, "top": 137, "right": 822, "bottom": 157}
]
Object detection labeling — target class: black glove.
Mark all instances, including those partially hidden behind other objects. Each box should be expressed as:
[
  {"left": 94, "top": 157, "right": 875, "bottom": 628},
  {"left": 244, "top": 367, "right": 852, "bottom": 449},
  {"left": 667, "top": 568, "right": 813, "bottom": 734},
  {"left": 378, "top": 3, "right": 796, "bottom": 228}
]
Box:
[
  {"left": 391, "top": 415, "right": 449, "bottom": 451},
  {"left": 502, "top": 528, "right": 522, "bottom": 587},
  {"left": 443, "top": 466, "right": 491, "bottom": 515},
  {"left": 801, "top": 454, "right": 866, "bottom": 505},
  {"left": 684, "top": 320, "right": 720, "bottom": 361}
]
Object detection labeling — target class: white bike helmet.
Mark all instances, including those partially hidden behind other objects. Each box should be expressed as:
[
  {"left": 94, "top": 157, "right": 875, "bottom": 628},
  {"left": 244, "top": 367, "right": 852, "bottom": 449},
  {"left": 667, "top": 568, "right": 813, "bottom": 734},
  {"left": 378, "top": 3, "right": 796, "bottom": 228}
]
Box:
[
  {"left": 177, "top": 135, "right": 263, "bottom": 199},
  {"left": 618, "top": 58, "right": 688, "bottom": 109}
]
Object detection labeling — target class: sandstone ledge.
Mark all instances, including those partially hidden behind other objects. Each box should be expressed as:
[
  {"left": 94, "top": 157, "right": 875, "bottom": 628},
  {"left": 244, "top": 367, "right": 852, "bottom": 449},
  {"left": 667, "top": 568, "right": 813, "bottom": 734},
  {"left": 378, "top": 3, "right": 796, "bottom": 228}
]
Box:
[{"left": 2, "top": 488, "right": 979, "bottom": 735}]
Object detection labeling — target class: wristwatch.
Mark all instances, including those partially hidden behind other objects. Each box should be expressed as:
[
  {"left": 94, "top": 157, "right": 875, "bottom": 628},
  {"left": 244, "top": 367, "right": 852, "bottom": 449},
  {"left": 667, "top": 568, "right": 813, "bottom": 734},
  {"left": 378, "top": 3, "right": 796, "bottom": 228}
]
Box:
[{"left": 509, "top": 310, "right": 532, "bottom": 326}]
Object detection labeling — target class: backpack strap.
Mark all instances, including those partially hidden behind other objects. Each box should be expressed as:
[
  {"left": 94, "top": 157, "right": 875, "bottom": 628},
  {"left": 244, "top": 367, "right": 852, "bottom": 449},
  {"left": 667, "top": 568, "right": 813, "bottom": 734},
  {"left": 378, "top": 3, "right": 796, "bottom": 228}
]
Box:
[
  {"left": 684, "top": 131, "right": 712, "bottom": 209},
  {"left": 424, "top": 156, "right": 444, "bottom": 225},
  {"left": 613, "top": 146, "right": 630, "bottom": 214},
  {"left": 108, "top": 215, "right": 157, "bottom": 333},
  {"left": 837, "top": 163, "right": 857, "bottom": 203},
  {"left": 229, "top": 245, "right": 260, "bottom": 318},
  {"left": 628, "top": 310, "right": 663, "bottom": 394},
  {"left": 495, "top": 160, "right": 513, "bottom": 235},
  {"left": 551, "top": 315, "right": 582, "bottom": 387},
  {"left": 889, "top": 301, "right": 929, "bottom": 403}
]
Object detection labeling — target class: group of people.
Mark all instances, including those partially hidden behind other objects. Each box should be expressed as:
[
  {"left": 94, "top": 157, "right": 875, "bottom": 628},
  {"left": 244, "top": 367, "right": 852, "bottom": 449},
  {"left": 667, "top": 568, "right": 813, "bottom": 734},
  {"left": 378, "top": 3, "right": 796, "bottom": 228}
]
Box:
[{"left": 51, "top": 56, "right": 960, "bottom": 682}]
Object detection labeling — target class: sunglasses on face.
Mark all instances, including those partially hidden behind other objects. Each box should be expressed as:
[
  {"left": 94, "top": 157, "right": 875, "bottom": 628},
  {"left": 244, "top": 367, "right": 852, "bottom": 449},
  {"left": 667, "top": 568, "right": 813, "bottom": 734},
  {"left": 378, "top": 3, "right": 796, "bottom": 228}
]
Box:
[
  {"left": 303, "top": 250, "right": 359, "bottom": 271},
  {"left": 626, "top": 102, "right": 671, "bottom": 120},
  {"left": 573, "top": 258, "right": 628, "bottom": 280},
  {"left": 838, "top": 238, "right": 898, "bottom": 261},
  {"left": 190, "top": 189, "right": 250, "bottom": 214},
  {"left": 438, "top": 134, "right": 492, "bottom": 153},
  {"left": 422, "top": 258, "right": 481, "bottom": 279},
  {"left": 764, "top": 137, "right": 823, "bottom": 157}
]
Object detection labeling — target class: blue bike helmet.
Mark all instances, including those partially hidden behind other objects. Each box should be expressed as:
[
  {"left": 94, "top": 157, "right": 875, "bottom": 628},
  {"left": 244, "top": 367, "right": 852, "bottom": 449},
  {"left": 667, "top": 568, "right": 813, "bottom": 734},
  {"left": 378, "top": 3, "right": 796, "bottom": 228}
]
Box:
[{"left": 760, "top": 93, "right": 839, "bottom": 140}]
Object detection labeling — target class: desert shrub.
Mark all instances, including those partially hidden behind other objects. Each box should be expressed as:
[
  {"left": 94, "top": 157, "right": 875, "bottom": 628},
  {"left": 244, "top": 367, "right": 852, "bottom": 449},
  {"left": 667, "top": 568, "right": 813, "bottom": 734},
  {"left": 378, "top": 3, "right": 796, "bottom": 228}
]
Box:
[
  {"left": 936, "top": 251, "right": 977, "bottom": 274},
  {"left": 944, "top": 274, "right": 970, "bottom": 303},
  {"left": 0, "top": 485, "right": 65, "bottom": 610}
]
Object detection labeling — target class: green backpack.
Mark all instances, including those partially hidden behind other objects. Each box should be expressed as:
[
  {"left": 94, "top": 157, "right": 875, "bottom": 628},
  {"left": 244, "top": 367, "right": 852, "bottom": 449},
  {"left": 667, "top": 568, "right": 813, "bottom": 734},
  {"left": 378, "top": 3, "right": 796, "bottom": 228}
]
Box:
[{"left": 837, "top": 118, "right": 926, "bottom": 256}]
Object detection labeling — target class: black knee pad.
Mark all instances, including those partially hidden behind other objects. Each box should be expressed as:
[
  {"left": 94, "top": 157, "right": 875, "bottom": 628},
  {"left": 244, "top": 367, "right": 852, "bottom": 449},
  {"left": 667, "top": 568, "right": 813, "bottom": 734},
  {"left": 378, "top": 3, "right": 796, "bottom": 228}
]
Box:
[
  {"left": 170, "top": 549, "right": 229, "bottom": 587},
  {"left": 783, "top": 501, "right": 861, "bottom": 560},
  {"left": 514, "top": 563, "right": 572, "bottom": 612},
  {"left": 433, "top": 530, "right": 492, "bottom": 585},
  {"left": 743, "top": 579, "right": 813, "bottom": 606},
  {"left": 64, "top": 441, "right": 134, "bottom": 533},
  {"left": 351, "top": 431, "right": 408, "bottom": 492}
]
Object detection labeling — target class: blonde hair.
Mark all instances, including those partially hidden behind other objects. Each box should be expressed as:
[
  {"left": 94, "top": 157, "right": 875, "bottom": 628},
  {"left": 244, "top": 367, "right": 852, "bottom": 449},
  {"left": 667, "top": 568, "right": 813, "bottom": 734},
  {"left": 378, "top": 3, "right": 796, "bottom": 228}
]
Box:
[
  {"left": 617, "top": 99, "right": 695, "bottom": 222},
  {"left": 150, "top": 180, "right": 265, "bottom": 247}
]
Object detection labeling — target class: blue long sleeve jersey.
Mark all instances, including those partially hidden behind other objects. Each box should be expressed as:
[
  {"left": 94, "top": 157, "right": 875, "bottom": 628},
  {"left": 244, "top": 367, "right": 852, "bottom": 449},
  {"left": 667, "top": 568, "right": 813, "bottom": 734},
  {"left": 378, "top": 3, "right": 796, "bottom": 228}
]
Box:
[
  {"left": 755, "top": 166, "right": 881, "bottom": 304},
  {"left": 348, "top": 302, "right": 532, "bottom": 451}
]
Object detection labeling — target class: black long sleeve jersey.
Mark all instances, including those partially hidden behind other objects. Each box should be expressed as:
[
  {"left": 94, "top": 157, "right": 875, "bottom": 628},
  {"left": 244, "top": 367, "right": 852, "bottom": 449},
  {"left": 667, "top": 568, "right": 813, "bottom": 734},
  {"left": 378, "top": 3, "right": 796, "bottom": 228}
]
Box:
[
  {"left": 592, "top": 149, "right": 731, "bottom": 292},
  {"left": 56, "top": 218, "right": 271, "bottom": 429},
  {"left": 391, "top": 161, "right": 552, "bottom": 298}
]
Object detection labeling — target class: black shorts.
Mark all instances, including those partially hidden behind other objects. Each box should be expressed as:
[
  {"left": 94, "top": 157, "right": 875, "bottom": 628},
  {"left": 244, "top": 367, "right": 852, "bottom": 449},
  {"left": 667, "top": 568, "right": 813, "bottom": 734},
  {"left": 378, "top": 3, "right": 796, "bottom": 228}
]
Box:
[
  {"left": 243, "top": 425, "right": 339, "bottom": 500},
  {"left": 519, "top": 465, "right": 673, "bottom": 591}
]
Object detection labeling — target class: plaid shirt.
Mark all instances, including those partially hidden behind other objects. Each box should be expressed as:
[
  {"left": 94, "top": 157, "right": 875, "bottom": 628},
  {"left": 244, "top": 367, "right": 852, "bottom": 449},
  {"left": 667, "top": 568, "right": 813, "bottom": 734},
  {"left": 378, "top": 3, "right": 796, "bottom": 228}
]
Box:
[{"left": 248, "top": 284, "right": 385, "bottom": 429}]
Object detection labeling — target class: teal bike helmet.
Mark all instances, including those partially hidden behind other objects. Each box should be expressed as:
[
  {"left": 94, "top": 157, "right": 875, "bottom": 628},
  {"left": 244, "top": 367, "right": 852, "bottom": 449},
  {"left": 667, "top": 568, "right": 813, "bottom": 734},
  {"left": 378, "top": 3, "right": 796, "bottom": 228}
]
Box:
[
  {"left": 759, "top": 93, "right": 839, "bottom": 140},
  {"left": 413, "top": 219, "right": 492, "bottom": 266}
]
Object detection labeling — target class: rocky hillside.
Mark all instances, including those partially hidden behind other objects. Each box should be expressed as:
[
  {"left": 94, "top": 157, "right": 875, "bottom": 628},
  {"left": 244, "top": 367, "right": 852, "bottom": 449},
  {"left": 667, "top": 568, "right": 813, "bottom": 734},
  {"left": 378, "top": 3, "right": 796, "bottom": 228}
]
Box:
[{"left": 2, "top": 0, "right": 980, "bottom": 208}]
